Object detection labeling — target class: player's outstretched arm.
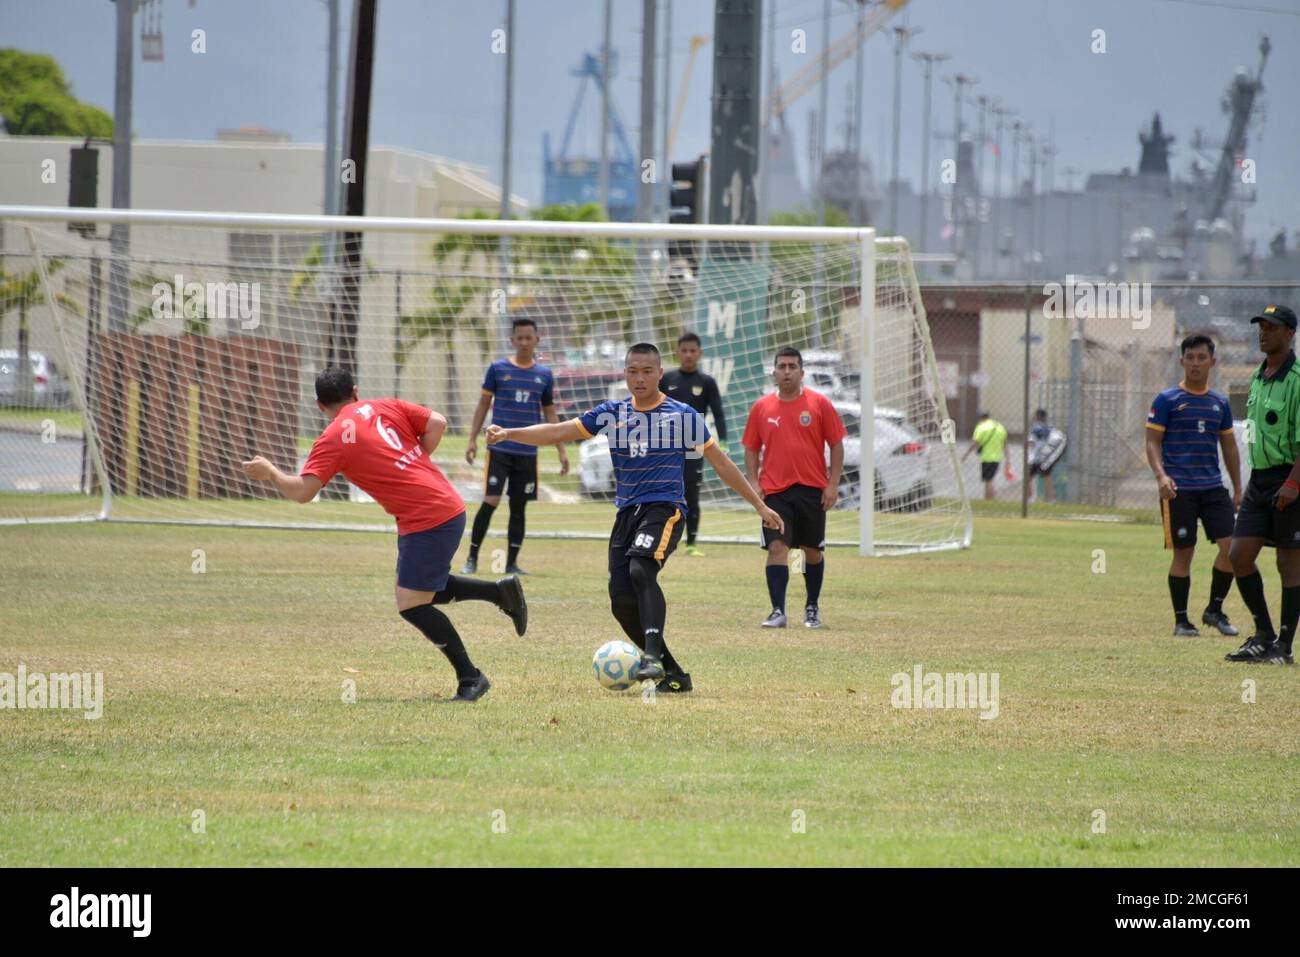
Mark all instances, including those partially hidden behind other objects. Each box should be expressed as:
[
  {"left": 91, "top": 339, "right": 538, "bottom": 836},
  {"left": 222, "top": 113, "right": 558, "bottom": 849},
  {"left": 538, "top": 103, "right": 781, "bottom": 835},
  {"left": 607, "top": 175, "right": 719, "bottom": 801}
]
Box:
[
  {"left": 702, "top": 442, "right": 784, "bottom": 531},
  {"left": 486, "top": 420, "right": 585, "bottom": 448},
  {"left": 240, "top": 456, "right": 323, "bottom": 504}
]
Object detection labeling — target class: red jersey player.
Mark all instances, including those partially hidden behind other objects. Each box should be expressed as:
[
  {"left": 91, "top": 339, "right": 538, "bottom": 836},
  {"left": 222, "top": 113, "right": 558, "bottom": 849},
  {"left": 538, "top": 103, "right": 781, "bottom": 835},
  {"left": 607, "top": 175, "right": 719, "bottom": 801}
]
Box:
[
  {"left": 742, "top": 347, "right": 847, "bottom": 630},
  {"left": 240, "top": 367, "right": 527, "bottom": 702}
]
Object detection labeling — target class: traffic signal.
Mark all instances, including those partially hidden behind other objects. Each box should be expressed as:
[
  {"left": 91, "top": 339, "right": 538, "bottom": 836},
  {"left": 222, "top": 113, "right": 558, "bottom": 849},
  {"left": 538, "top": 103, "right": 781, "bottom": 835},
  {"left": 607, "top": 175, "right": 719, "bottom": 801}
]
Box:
[
  {"left": 667, "top": 155, "right": 707, "bottom": 271},
  {"left": 68, "top": 145, "right": 100, "bottom": 238}
]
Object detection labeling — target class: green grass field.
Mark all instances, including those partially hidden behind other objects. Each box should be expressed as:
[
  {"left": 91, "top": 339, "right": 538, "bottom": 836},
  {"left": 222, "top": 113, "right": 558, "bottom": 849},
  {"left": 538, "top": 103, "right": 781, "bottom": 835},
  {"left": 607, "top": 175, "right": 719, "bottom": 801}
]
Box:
[{"left": 1, "top": 511, "right": 1296, "bottom": 866}]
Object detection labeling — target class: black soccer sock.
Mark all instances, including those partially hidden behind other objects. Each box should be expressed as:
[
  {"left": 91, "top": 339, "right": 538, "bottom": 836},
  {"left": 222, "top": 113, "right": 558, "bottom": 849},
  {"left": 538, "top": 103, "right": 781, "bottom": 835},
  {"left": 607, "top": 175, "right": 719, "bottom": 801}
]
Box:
[
  {"left": 1168, "top": 574, "right": 1191, "bottom": 626},
  {"left": 399, "top": 604, "right": 478, "bottom": 681},
  {"left": 469, "top": 502, "right": 497, "bottom": 559},
  {"left": 431, "top": 574, "right": 502, "bottom": 606},
  {"left": 804, "top": 555, "right": 825, "bottom": 607},
  {"left": 1206, "top": 567, "right": 1233, "bottom": 615},
  {"left": 610, "top": 581, "right": 683, "bottom": 672},
  {"left": 629, "top": 556, "right": 668, "bottom": 658},
  {"left": 685, "top": 478, "right": 701, "bottom": 545},
  {"left": 766, "top": 563, "right": 789, "bottom": 612},
  {"left": 1235, "top": 570, "right": 1275, "bottom": 637},
  {"left": 1277, "top": 585, "right": 1300, "bottom": 653},
  {"left": 609, "top": 588, "right": 644, "bottom": 650},
  {"left": 506, "top": 498, "right": 526, "bottom": 566}
]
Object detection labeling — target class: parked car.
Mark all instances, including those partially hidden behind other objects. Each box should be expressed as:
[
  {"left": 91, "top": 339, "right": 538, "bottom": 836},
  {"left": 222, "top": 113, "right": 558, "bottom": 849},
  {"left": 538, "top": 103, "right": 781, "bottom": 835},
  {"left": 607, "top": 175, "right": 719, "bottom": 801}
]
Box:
[{"left": 0, "top": 351, "right": 72, "bottom": 408}]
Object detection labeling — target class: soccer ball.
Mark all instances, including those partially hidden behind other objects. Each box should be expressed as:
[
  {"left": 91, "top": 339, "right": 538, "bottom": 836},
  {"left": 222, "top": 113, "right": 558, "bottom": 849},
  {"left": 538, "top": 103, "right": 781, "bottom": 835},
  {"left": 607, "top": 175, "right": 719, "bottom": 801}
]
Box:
[{"left": 592, "top": 640, "right": 644, "bottom": 691}]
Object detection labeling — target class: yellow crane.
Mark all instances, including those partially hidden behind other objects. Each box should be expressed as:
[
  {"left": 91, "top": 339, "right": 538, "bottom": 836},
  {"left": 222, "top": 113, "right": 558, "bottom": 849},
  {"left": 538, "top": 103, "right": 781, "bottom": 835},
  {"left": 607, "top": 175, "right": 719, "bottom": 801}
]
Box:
[
  {"left": 666, "top": 34, "right": 710, "bottom": 158},
  {"left": 764, "top": 0, "right": 909, "bottom": 128}
]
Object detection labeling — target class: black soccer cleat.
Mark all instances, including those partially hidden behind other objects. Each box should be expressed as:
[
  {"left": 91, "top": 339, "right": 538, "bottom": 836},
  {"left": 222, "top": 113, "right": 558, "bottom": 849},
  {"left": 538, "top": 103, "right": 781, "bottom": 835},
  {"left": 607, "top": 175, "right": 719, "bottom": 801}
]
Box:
[
  {"left": 505, "top": 564, "right": 529, "bottom": 576},
  {"left": 1225, "top": 634, "right": 1278, "bottom": 663},
  {"left": 638, "top": 655, "right": 666, "bottom": 681},
  {"left": 656, "top": 671, "right": 693, "bottom": 694},
  {"left": 460, "top": 557, "right": 478, "bottom": 575},
  {"left": 1173, "top": 621, "right": 1201, "bottom": 637},
  {"left": 496, "top": 574, "right": 528, "bottom": 637},
  {"left": 1201, "top": 610, "right": 1239, "bottom": 637},
  {"left": 1263, "top": 643, "right": 1295, "bottom": 665},
  {"left": 446, "top": 671, "right": 491, "bottom": 703}
]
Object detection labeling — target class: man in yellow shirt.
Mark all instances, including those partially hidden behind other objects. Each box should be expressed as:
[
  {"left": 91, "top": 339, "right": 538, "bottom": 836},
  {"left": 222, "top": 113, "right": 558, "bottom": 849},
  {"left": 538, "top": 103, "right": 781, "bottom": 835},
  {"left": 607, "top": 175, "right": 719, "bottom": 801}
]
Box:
[{"left": 963, "top": 411, "right": 1008, "bottom": 500}]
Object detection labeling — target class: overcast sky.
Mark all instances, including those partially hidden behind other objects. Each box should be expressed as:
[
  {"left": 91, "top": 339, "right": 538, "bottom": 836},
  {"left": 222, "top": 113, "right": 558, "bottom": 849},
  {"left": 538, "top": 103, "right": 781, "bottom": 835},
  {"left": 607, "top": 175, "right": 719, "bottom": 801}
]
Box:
[{"left": 2, "top": 0, "right": 1297, "bottom": 246}]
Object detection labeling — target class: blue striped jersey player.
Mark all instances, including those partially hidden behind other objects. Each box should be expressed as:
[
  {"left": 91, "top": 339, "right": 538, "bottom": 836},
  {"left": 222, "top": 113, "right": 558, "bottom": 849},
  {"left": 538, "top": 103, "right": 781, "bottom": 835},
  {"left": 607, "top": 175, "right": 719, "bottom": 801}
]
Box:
[
  {"left": 485, "top": 342, "right": 782, "bottom": 692},
  {"left": 1143, "top": 332, "right": 1242, "bottom": 638},
  {"left": 463, "top": 318, "right": 570, "bottom": 576}
]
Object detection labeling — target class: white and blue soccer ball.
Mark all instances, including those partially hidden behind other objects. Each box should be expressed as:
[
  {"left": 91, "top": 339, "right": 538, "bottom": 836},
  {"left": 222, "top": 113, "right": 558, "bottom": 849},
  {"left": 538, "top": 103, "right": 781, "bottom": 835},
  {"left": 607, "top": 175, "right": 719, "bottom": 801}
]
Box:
[{"left": 592, "top": 640, "right": 643, "bottom": 691}]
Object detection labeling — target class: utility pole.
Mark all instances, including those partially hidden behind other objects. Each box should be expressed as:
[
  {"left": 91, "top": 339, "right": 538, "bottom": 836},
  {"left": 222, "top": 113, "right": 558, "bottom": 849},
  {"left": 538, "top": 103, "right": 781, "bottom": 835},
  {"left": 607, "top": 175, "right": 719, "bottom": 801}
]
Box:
[
  {"left": 759, "top": 0, "right": 776, "bottom": 223},
  {"left": 1009, "top": 119, "right": 1022, "bottom": 274},
  {"left": 816, "top": 0, "right": 830, "bottom": 226},
  {"left": 321, "top": 0, "right": 341, "bottom": 303},
  {"left": 634, "top": 0, "right": 657, "bottom": 341},
  {"left": 973, "top": 93, "right": 989, "bottom": 274},
  {"left": 990, "top": 104, "right": 1012, "bottom": 278},
  {"left": 324, "top": 0, "right": 340, "bottom": 218},
  {"left": 852, "top": 0, "right": 866, "bottom": 223},
  {"left": 945, "top": 72, "right": 977, "bottom": 260},
  {"left": 911, "top": 50, "right": 949, "bottom": 252},
  {"left": 500, "top": 0, "right": 515, "bottom": 221},
  {"left": 331, "top": 0, "right": 377, "bottom": 377},
  {"left": 708, "top": 0, "right": 762, "bottom": 227},
  {"left": 889, "top": 24, "right": 919, "bottom": 234},
  {"left": 109, "top": 0, "right": 134, "bottom": 334},
  {"left": 659, "top": 0, "right": 672, "bottom": 222},
  {"left": 599, "top": 0, "right": 612, "bottom": 218},
  {"left": 1025, "top": 130, "right": 1037, "bottom": 277},
  {"left": 497, "top": 0, "right": 516, "bottom": 340}
]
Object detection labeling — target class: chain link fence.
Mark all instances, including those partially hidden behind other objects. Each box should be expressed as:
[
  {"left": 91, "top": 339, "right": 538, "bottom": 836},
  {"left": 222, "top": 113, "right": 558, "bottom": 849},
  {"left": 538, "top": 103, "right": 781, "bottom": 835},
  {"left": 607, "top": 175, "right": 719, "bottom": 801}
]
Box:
[{"left": 920, "top": 280, "right": 1300, "bottom": 517}]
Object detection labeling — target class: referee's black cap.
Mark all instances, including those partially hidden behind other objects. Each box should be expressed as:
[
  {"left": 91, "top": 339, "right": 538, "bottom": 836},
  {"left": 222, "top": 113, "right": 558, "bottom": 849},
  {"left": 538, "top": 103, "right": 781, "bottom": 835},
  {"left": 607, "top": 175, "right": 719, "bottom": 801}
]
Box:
[{"left": 1250, "top": 304, "right": 1297, "bottom": 329}]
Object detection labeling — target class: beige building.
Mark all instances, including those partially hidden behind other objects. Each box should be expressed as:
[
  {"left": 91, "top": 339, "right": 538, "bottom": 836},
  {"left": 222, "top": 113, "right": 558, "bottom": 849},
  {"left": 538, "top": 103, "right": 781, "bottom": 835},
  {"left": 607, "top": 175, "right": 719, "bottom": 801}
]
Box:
[{"left": 0, "top": 134, "right": 528, "bottom": 428}]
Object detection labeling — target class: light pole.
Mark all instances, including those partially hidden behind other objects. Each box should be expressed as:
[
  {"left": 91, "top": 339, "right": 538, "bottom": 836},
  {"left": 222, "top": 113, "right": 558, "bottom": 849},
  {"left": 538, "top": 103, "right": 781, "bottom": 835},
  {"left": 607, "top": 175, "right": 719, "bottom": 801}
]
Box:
[
  {"left": 945, "top": 73, "right": 978, "bottom": 259},
  {"left": 911, "top": 50, "right": 949, "bottom": 253},
  {"left": 990, "top": 104, "right": 1013, "bottom": 277},
  {"left": 816, "top": 0, "right": 830, "bottom": 226},
  {"left": 889, "top": 24, "right": 920, "bottom": 234},
  {"left": 598, "top": 0, "right": 612, "bottom": 218},
  {"left": 1009, "top": 119, "right": 1023, "bottom": 272}
]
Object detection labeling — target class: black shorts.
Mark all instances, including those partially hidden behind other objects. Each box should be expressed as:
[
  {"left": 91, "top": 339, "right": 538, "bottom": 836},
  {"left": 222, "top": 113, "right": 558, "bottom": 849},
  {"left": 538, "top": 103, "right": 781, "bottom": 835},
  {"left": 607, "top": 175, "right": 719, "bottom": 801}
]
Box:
[
  {"left": 1232, "top": 466, "right": 1300, "bottom": 548},
  {"left": 980, "top": 461, "right": 999, "bottom": 482},
  {"left": 760, "top": 484, "right": 826, "bottom": 551},
  {"left": 1161, "top": 486, "right": 1235, "bottom": 549},
  {"left": 395, "top": 512, "right": 466, "bottom": 591},
  {"left": 484, "top": 450, "right": 538, "bottom": 501},
  {"left": 608, "top": 502, "right": 685, "bottom": 590}
]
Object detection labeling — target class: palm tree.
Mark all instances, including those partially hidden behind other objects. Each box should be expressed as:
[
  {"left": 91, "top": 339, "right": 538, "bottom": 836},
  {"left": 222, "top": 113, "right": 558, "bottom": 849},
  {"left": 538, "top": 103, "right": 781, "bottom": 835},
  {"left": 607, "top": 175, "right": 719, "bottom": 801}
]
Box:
[
  {"left": 127, "top": 272, "right": 210, "bottom": 335},
  {"left": 0, "top": 259, "right": 80, "bottom": 407}
]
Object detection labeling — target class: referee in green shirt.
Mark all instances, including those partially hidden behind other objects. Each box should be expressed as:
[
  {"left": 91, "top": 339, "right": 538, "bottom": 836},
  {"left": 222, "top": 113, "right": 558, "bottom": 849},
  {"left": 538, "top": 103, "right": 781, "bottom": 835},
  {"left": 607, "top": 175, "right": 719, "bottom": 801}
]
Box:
[{"left": 1227, "top": 304, "right": 1300, "bottom": 664}]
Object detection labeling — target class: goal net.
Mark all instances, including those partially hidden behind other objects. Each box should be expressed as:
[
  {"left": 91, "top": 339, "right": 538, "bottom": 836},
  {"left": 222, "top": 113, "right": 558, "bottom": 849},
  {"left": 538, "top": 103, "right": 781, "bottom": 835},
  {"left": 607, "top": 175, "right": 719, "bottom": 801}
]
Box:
[{"left": 0, "top": 207, "right": 970, "bottom": 554}]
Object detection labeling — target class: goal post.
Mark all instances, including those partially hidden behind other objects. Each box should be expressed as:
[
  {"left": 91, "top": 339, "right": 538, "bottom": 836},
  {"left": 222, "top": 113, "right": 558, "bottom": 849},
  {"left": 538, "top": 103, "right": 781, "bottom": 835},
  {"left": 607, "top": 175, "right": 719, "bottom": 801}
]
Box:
[{"left": 0, "top": 205, "right": 971, "bottom": 554}]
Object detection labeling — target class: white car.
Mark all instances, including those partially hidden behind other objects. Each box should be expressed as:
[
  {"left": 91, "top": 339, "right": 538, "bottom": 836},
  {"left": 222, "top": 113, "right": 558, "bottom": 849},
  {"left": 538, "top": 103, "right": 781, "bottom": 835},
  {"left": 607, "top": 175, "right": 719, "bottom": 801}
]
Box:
[
  {"left": 0, "top": 350, "right": 72, "bottom": 407},
  {"left": 578, "top": 399, "right": 933, "bottom": 512}
]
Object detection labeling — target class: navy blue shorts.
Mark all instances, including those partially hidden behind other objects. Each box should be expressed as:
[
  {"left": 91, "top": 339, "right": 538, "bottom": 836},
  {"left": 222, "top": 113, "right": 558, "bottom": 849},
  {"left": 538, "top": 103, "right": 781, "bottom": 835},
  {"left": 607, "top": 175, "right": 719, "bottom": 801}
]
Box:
[{"left": 396, "top": 512, "right": 466, "bottom": 591}]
